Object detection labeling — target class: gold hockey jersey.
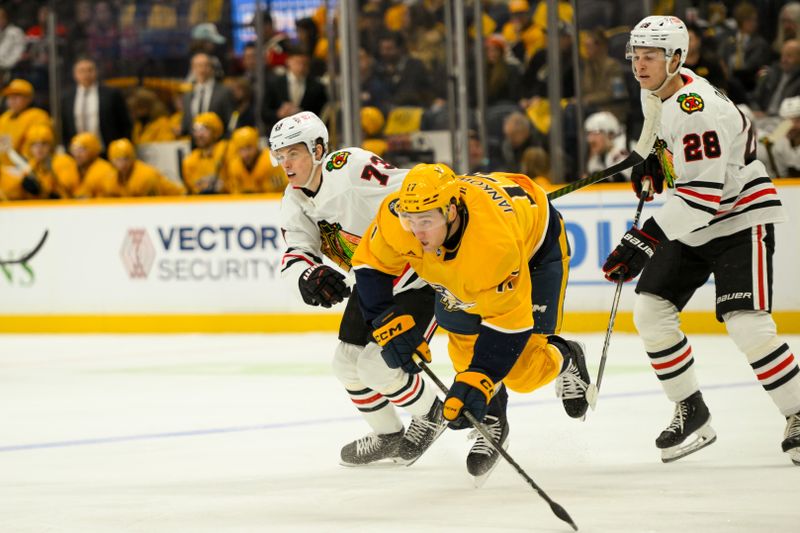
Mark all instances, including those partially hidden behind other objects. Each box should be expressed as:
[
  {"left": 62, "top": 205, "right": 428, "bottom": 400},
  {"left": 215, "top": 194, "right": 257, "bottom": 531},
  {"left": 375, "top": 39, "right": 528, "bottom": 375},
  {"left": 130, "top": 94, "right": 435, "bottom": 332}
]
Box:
[{"left": 353, "top": 172, "right": 551, "bottom": 334}]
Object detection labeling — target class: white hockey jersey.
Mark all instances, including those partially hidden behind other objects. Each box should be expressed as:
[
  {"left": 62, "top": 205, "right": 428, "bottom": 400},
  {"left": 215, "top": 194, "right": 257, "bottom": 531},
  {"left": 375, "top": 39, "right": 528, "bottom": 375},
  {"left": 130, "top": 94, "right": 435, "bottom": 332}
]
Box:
[
  {"left": 280, "top": 147, "right": 422, "bottom": 303},
  {"left": 644, "top": 68, "right": 786, "bottom": 246}
]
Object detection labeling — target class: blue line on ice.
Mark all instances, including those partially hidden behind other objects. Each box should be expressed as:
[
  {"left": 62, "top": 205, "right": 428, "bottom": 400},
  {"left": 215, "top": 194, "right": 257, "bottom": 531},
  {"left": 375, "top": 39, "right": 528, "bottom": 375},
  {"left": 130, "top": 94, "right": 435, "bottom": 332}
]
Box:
[{"left": 0, "top": 381, "right": 756, "bottom": 453}]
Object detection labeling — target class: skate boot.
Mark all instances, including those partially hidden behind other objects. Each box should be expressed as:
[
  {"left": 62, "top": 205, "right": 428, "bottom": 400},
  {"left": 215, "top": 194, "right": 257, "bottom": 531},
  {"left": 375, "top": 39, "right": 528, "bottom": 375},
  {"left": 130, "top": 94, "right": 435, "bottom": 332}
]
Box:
[
  {"left": 396, "top": 397, "right": 448, "bottom": 466},
  {"left": 552, "top": 337, "right": 591, "bottom": 419},
  {"left": 339, "top": 430, "right": 404, "bottom": 467},
  {"left": 781, "top": 412, "right": 800, "bottom": 466},
  {"left": 656, "top": 391, "right": 717, "bottom": 463},
  {"left": 466, "top": 415, "right": 509, "bottom": 488}
]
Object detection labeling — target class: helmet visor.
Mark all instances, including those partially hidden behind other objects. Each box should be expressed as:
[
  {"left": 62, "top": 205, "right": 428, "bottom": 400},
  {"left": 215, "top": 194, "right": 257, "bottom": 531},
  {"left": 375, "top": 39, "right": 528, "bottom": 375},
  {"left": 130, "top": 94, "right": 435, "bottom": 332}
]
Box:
[{"left": 398, "top": 209, "right": 447, "bottom": 234}]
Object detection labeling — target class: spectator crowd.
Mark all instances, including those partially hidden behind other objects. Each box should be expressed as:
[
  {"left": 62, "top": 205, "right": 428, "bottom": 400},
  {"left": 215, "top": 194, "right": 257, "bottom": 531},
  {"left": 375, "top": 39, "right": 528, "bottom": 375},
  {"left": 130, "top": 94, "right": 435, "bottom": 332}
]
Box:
[{"left": 2, "top": 0, "right": 800, "bottom": 202}]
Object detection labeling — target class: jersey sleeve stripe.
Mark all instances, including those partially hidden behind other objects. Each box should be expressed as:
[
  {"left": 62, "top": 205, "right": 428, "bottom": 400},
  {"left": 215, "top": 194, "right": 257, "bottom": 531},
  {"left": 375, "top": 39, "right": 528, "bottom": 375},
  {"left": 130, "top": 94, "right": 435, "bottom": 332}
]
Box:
[{"left": 281, "top": 253, "right": 316, "bottom": 268}]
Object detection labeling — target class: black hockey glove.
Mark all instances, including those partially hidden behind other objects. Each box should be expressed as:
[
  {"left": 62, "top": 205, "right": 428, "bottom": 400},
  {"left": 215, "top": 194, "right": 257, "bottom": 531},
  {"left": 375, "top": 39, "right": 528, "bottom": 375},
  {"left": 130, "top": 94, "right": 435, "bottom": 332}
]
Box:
[
  {"left": 631, "top": 152, "right": 664, "bottom": 201},
  {"left": 21, "top": 174, "right": 42, "bottom": 196},
  {"left": 371, "top": 306, "right": 431, "bottom": 374},
  {"left": 298, "top": 264, "right": 351, "bottom": 307},
  {"left": 443, "top": 370, "right": 495, "bottom": 430},
  {"left": 602, "top": 218, "right": 665, "bottom": 282}
]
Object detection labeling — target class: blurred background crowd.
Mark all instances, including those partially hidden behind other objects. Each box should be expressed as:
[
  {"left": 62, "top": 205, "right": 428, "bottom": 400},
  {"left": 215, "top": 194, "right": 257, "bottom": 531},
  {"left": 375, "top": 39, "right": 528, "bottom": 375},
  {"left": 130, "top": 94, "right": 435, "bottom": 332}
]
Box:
[{"left": 1, "top": 0, "right": 800, "bottom": 201}]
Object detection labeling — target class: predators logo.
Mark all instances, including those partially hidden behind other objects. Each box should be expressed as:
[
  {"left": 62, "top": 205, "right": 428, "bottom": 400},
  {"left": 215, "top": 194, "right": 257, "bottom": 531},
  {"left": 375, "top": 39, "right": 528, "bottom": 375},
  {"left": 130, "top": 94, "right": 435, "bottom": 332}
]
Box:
[
  {"left": 318, "top": 220, "right": 360, "bottom": 270},
  {"left": 678, "top": 93, "right": 704, "bottom": 114},
  {"left": 430, "top": 282, "right": 476, "bottom": 312},
  {"left": 325, "top": 151, "right": 350, "bottom": 172}
]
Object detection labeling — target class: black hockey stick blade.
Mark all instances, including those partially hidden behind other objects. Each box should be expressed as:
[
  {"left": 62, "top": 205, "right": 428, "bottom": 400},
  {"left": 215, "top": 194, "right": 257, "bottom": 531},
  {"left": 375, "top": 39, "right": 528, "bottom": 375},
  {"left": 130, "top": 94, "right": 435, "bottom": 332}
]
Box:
[
  {"left": 547, "top": 92, "right": 662, "bottom": 201},
  {"left": 0, "top": 230, "right": 49, "bottom": 265},
  {"left": 418, "top": 361, "right": 579, "bottom": 531}
]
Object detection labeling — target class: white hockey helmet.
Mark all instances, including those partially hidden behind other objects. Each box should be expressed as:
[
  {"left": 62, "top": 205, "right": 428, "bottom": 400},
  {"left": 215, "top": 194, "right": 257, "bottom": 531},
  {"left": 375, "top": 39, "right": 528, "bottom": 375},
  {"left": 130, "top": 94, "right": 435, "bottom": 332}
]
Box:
[
  {"left": 269, "top": 111, "right": 329, "bottom": 161},
  {"left": 779, "top": 96, "right": 800, "bottom": 119},
  {"left": 585, "top": 111, "right": 622, "bottom": 136},
  {"left": 626, "top": 16, "right": 689, "bottom": 85}
]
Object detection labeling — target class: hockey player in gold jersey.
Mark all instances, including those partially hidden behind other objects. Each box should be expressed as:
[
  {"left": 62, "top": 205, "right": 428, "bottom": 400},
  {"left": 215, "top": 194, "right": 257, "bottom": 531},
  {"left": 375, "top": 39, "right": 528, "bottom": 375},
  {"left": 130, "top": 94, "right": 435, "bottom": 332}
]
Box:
[
  {"left": 352, "top": 163, "right": 590, "bottom": 482},
  {"left": 107, "top": 139, "right": 186, "bottom": 196},
  {"left": 0, "top": 124, "right": 79, "bottom": 200},
  {"left": 70, "top": 133, "right": 117, "bottom": 199},
  {"left": 225, "top": 126, "right": 287, "bottom": 194},
  {"left": 181, "top": 112, "right": 229, "bottom": 194}
]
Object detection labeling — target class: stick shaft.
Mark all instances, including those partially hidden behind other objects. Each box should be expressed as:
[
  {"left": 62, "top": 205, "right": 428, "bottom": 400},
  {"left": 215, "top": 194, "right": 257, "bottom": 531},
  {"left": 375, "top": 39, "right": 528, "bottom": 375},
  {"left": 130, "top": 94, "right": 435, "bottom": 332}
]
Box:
[{"left": 418, "top": 362, "right": 578, "bottom": 531}]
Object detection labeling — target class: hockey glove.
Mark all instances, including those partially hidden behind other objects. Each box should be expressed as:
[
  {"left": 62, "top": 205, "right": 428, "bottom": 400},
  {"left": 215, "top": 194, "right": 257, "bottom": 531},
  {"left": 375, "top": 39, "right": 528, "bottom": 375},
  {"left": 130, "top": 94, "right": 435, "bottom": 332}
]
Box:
[
  {"left": 443, "top": 370, "right": 495, "bottom": 430},
  {"left": 21, "top": 174, "right": 42, "bottom": 196},
  {"left": 631, "top": 152, "right": 664, "bottom": 201},
  {"left": 602, "top": 218, "right": 663, "bottom": 282},
  {"left": 371, "top": 306, "right": 431, "bottom": 374},
  {"left": 298, "top": 264, "right": 351, "bottom": 307}
]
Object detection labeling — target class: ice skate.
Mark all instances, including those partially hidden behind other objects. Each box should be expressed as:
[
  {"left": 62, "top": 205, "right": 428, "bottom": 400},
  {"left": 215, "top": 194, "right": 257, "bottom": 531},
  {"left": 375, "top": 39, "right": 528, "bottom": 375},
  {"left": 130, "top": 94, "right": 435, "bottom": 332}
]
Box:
[
  {"left": 396, "top": 398, "right": 447, "bottom": 466},
  {"left": 656, "top": 391, "right": 717, "bottom": 463},
  {"left": 554, "top": 339, "right": 591, "bottom": 419},
  {"left": 466, "top": 415, "right": 509, "bottom": 488},
  {"left": 782, "top": 412, "right": 800, "bottom": 466},
  {"left": 339, "top": 430, "right": 404, "bottom": 467}
]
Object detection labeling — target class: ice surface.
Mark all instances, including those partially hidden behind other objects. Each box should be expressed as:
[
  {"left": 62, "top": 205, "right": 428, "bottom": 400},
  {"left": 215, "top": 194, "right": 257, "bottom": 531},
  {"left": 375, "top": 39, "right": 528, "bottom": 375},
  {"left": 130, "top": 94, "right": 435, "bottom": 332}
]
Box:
[{"left": 1, "top": 333, "right": 798, "bottom": 532}]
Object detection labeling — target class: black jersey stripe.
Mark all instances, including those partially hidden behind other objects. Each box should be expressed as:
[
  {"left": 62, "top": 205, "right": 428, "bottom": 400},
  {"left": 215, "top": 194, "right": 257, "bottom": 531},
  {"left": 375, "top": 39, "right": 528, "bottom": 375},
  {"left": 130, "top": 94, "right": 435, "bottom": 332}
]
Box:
[
  {"left": 678, "top": 180, "right": 724, "bottom": 190},
  {"left": 677, "top": 195, "right": 719, "bottom": 215},
  {"left": 705, "top": 200, "right": 783, "bottom": 226}
]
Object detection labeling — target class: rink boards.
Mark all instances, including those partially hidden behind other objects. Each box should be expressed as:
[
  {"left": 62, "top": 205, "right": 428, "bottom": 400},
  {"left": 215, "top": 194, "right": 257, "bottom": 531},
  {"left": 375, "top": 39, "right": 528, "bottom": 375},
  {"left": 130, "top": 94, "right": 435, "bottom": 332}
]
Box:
[{"left": 1, "top": 182, "right": 798, "bottom": 333}]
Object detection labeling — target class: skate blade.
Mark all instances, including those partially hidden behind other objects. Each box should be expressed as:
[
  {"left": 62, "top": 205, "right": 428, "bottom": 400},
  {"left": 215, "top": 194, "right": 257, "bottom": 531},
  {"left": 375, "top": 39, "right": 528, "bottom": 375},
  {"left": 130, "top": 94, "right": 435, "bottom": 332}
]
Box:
[
  {"left": 787, "top": 447, "right": 800, "bottom": 466},
  {"left": 471, "top": 440, "right": 510, "bottom": 488},
  {"left": 660, "top": 425, "right": 717, "bottom": 463},
  {"left": 586, "top": 384, "right": 599, "bottom": 411},
  {"left": 339, "top": 457, "right": 403, "bottom": 468}
]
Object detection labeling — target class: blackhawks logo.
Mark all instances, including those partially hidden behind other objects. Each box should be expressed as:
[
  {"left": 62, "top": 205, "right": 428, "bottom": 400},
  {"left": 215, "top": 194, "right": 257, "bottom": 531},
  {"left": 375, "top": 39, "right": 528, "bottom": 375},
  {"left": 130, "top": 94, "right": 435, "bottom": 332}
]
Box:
[
  {"left": 325, "top": 151, "right": 350, "bottom": 171},
  {"left": 678, "top": 93, "right": 704, "bottom": 114}
]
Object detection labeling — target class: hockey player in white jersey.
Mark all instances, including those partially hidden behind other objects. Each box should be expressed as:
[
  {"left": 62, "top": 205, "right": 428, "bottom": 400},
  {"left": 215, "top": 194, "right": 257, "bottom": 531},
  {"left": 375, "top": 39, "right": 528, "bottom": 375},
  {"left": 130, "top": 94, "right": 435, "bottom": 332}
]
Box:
[
  {"left": 271, "top": 111, "right": 446, "bottom": 466},
  {"left": 603, "top": 16, "right": 800, "bottom": 465}
]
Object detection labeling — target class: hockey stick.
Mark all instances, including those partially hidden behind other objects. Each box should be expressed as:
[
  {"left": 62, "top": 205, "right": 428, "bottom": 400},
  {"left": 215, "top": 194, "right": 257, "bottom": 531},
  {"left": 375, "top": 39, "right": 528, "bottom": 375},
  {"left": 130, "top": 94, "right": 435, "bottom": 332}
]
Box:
[
  {"left": 547, "top": 93, "right": 662, "bottom": 201},
  {"left": 417, "top": 361, "right": 579, "bottom": 532},
  {"left": 585, "top": 180, "right": 651, "bottom": 410},
  {"left": 0, "top": 230, "right": 49, "bottom": 265}
]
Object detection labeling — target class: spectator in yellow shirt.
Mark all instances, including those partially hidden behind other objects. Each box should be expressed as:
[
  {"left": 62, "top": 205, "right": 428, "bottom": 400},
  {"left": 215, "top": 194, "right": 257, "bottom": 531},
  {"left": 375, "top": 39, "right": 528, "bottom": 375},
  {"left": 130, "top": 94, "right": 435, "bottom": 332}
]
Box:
[
  {"left": 181, "top": 112, "right": 229, "bottom": 194},
  {"left": 0, "top": 79, "right": 51, "bottom": 166},
  {"left": 71, "top": 132, "right": 117, "bottom": 198},
  {"left": 225, "top": 126, "right": 286, "bottom": 193},
  {"left": 0, "top": 124, "right": 79, "bottom": 200},
  {"left": 128, "top": 87, "right": 176, "bottom": 144},
  {"left": 108, "top": 138, "right": 186, "bottom": 196}
]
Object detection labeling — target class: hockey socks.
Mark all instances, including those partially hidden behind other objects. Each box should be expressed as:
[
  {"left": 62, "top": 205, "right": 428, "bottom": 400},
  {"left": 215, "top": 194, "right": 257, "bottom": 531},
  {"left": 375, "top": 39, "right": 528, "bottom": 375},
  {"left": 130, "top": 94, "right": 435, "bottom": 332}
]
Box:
[
  {"left": 748, "top": 343, "right": 800, "bottom": 417},
  {"left": 345, "top": 386, "right": 404, "bottom": 435},
  {"left": 647, "top": 335, "right": 700, "bottom": 403}
]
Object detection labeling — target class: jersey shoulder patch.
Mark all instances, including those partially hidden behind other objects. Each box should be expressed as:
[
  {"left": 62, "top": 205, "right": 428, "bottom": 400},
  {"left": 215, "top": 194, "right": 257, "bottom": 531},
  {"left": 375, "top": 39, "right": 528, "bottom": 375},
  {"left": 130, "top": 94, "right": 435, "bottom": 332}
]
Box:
[
  {"left": 325, "top": 150, "right": 351, "bottom": 171},
  {"left": 677, "top": 92, "right": 704, "bottom": 114}
]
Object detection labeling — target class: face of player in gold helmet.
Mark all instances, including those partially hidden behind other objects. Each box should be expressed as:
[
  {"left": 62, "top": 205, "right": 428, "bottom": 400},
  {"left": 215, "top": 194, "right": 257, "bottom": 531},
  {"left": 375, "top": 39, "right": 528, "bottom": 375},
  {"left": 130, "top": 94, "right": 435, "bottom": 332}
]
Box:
[{"left": 399, "top": 204, "right": 456, "bottom": 253}]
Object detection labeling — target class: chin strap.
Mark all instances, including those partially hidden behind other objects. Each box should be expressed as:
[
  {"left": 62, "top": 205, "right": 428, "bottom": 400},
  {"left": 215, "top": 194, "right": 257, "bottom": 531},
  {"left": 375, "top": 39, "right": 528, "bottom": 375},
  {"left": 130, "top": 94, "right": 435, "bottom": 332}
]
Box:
[{"left": 299, "top": 151, "right": 326, "bottom": 189}]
